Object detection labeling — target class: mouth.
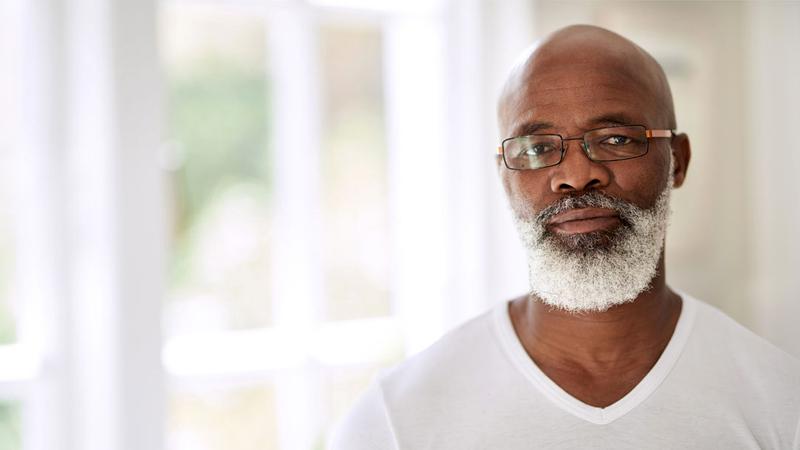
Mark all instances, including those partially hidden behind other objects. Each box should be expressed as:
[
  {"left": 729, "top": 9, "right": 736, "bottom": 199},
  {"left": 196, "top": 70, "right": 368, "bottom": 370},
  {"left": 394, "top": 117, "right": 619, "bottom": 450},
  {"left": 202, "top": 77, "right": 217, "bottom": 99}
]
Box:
[{"left": 547, "top": 207, "right": 621, "bottom": 235}]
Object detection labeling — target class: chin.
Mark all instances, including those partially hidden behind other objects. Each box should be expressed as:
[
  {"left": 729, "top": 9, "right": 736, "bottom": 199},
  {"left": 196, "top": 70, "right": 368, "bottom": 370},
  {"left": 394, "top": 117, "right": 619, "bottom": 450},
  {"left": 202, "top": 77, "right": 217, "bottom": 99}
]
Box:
[{"left": 536, "top": 279, "right": 659, "bottom": 314}]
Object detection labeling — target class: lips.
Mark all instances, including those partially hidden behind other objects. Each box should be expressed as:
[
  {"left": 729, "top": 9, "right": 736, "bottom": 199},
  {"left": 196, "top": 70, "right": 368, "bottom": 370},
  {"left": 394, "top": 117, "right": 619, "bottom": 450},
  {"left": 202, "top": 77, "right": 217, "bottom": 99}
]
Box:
[{"left": 547, "top": 207, "right": 621, "bottom": 234}]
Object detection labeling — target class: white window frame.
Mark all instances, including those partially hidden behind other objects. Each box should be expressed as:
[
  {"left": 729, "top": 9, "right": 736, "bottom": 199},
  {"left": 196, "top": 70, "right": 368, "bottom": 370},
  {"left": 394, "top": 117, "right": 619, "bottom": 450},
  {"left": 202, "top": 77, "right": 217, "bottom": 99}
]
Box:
[{"left": 4, "top": 1, "right": 165, "bottom": 450}]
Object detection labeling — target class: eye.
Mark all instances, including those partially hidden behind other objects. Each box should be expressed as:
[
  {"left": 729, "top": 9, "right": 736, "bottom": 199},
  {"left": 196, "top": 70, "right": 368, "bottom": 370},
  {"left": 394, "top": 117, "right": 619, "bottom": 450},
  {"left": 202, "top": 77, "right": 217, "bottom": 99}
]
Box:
[
  {"left": 602, "top": 135, "right": 632, "bottom": 146},
  {"left": 522, "top": 143, "right": 556, "bottom": 156}
]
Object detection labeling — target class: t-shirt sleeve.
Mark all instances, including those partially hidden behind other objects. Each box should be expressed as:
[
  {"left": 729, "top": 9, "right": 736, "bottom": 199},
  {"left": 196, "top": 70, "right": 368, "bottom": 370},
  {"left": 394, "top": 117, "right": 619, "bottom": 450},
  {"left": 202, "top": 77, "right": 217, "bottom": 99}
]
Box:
[{"left": 328, "top": 380, "right": 398, "bottom": 450}]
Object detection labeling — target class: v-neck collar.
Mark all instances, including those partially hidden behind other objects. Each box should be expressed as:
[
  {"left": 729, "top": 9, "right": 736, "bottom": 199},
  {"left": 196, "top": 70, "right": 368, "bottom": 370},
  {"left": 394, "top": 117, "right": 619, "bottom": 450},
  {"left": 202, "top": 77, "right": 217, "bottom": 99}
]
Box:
[{"left": 492, "top": 292, "right": 697, "bottom": 425}]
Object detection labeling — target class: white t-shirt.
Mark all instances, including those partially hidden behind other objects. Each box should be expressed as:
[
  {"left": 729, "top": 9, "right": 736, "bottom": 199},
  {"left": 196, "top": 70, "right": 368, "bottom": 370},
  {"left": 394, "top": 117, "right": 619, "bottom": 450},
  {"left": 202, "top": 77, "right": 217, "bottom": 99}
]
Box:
[{"left": 330, "top": 293, "right": 800, "bottom": 449}]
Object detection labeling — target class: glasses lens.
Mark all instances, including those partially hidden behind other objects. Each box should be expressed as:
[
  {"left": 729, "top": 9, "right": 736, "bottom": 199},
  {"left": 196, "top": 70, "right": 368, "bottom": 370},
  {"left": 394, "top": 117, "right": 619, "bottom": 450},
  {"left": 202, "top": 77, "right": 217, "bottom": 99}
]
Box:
[
  {"left": 585, "top": 126, "right": 648, "bottom": 161},
  {"left": 503, "top": 135, "right": 562, "bottom": 169}
]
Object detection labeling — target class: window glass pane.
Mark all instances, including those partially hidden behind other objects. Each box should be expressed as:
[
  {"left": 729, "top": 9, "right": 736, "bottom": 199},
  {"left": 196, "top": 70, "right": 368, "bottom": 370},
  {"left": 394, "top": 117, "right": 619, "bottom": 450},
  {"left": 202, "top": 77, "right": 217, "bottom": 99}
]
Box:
[
  {"left": 0, "top": 402, "right": 21, "bottom": 450},
  {"left": 168, "top": 383, "right": 277, "bottom": 450},
  {"left": 319, "top": 23, "right": 390, "bottom": 321},
  {"left": 0, "top": 153, "right": 16, "bottom": 344},
  {"left": 161, "top": 4, "right": 274, "bottom": 337}
]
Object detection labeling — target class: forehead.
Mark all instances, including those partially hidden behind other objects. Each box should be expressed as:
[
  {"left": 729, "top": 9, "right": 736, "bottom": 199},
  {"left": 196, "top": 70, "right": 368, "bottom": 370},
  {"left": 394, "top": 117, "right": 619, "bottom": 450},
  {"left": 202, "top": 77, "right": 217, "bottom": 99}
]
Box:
[{"left": 503, "top": 53, "right": 660, "bottom": 137}]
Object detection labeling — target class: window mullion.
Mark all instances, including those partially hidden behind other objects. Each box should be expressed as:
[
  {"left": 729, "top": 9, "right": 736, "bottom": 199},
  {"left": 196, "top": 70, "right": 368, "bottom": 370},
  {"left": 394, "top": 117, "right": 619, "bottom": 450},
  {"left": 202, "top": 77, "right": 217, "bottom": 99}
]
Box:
[
  {"left": 61, "top": 1, "right": 166, "bottom": 449},
  {"left": 4, "top": 0, "right": 70, "bottom": 449},
  {"left": 267, "top": 3, "right": 325, "bottom": 448},
  {"left": 383, "top": 13, "right": 450, "bottom": 355}
]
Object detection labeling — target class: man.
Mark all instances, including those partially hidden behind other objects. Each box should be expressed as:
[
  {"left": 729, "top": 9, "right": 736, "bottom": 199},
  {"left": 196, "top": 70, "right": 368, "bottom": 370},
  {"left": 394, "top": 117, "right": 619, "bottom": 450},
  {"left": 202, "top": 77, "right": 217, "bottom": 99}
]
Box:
[{"left": 331, "top": 25, "right": 800, "bottom": 449}]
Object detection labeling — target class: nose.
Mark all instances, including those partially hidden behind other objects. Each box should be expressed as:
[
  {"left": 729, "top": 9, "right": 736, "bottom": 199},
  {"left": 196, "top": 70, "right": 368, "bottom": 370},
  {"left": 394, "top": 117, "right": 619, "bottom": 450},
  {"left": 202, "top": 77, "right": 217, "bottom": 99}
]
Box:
[{"left": 549, "top": 139, "right": 611, "bottom": 193}]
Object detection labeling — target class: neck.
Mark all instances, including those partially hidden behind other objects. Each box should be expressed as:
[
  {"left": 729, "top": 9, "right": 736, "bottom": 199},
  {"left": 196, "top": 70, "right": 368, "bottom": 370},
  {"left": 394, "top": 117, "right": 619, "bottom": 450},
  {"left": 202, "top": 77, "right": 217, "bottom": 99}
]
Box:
[{"left": 510, "top": 253, "right": 682, "bottom": 370}]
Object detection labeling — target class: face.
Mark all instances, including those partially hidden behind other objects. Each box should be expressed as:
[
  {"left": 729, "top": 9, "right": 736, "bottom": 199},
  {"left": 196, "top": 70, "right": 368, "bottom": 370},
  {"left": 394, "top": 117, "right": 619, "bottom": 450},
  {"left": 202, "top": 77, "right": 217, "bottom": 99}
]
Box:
[
  {"left": 498, "top": 45, "right": 691, "bottom": 311},
  {"left": 498, "top": 52, "right": 679, "bottom": 222}
]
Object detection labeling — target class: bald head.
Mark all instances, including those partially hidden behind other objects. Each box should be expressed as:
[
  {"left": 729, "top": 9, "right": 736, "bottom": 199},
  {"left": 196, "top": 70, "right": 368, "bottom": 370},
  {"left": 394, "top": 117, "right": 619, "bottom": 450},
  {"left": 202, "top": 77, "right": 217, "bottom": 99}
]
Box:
[{"left": 498, "top": 25, "right": 676, "bottom": 138}]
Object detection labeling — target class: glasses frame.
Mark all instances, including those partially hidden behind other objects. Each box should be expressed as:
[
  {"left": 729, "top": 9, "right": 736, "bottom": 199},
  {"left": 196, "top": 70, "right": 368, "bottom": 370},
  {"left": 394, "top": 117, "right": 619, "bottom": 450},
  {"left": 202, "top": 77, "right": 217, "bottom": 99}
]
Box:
[{"left": 497, "top": 125, "right": 675, "bottom": 171}]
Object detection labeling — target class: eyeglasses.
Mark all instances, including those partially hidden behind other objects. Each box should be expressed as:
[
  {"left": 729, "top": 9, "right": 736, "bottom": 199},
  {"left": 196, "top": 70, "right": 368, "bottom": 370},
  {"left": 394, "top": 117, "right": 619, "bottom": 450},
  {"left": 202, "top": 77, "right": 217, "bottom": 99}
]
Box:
[{"left": 497, "top": 125, "right": 674, "bottom": 170}]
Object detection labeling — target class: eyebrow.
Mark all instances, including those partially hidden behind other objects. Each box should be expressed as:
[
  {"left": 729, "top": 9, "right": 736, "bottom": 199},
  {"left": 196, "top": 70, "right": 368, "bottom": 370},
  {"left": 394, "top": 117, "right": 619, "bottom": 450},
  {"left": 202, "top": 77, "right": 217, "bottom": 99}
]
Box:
[
  {"left": 587, "top": 113, "right": 640, "bottom": 128},
  {"left": 512, "top": 121, "right": 554, "bottom": 137},
  {"left": 510, "top": 113, "right": 643, "bottom": 137}
]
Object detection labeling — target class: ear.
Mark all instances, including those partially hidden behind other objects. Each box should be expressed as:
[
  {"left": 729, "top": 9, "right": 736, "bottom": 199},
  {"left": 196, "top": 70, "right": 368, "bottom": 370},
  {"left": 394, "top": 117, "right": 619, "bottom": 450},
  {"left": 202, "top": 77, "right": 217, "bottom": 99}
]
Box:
[{"left": 670, "top": 133, "right": 691, "bottom": 188}]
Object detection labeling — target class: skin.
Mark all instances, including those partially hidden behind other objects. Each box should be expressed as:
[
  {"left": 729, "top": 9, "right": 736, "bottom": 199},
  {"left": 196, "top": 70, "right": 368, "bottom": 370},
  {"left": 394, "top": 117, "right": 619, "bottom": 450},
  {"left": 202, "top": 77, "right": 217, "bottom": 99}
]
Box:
[{"left": 497, "top": 25, "right": 692, "bottom": 408}]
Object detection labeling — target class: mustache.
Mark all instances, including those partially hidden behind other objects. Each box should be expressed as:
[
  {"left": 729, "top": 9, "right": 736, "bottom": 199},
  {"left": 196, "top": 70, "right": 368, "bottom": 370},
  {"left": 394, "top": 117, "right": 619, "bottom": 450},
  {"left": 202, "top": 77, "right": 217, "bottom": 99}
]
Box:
[{"left": 534, "top": 191, "right": 641, "bottom": 227}]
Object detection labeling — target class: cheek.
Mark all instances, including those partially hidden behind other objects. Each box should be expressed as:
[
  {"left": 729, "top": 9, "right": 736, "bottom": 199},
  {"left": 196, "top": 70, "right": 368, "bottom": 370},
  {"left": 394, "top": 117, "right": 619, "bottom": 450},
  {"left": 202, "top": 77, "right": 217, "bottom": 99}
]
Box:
[
  {"left": 501, "top": 171, "right": 550, "bottom": 219},
  {"left": 500, "top": 148, "right": 671, "bottom": 214},
  {"left": 609, "top": 154, "right": 670, "bottom": 206}
]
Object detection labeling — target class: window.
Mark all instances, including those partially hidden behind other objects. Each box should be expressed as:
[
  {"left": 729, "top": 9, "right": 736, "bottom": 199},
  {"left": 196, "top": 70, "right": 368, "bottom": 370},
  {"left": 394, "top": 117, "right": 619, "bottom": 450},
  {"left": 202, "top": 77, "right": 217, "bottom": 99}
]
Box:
[
  {"left": 319, "top": 23, "right": 391, "bottom": 322},
  {"left": 0, "top": 4, "right": 34, "bottom": 449},
  {"left": 0, "top": 160, "right": 21, "bottom": 448},
  {"left": 0, "top": 162, "right": 16, "bottom": 346},
  {"left": 0, "top": 402, "right": 20, "bottom": 450},
  {"left": 162, "top": 2, "right": 274, "bottom": 339},
  {"left": 159, "top": 3, "right": 404, "bottom": 448}
]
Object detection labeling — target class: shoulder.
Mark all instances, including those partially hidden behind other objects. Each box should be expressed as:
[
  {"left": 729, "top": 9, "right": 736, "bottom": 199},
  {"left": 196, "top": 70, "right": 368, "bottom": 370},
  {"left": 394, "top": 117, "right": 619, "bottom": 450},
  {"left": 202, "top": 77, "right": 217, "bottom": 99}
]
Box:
[
  {"left": 328, "top": 381, "right": 397, "bottom": 450},
  {"left": 687, "top": 295, "right": 800, "bottom": 447},
  {"left": 379, "top": 306, "right": 501, "bottom": 400},
  {"left": 691, "top": 295, "right": 800, "bottom": 382},
  {"left": 686, "top": 295, "right": 800, "bottom": 425},
  {"left": 330, "top": 305, "right": 506, "bottom": 448}
]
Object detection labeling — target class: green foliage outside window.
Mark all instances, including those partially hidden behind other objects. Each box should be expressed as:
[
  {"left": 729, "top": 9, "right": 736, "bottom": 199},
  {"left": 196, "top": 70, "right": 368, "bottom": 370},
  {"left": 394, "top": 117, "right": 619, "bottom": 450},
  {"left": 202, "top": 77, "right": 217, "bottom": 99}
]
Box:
[
  {"left": 0, "top": 403, "right": 20, "bottom": 450},
  {"left": 0, "top": 220, "right": 15, "bottom": 344},
  {"left": 168, "top": 57, "right": 271, "bottom": 287}
]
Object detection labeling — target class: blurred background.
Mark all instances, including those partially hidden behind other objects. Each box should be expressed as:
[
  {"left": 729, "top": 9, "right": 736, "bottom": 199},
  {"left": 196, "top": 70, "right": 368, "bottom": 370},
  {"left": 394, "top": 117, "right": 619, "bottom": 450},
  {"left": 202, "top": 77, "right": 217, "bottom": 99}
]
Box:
[{"left": 0, "top": 0, "right": 798, "bottom": 449}]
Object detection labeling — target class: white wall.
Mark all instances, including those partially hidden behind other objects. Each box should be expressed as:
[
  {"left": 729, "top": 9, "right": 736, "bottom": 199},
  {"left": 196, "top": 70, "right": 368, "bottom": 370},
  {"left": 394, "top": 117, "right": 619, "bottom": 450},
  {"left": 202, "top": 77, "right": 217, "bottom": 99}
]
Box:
[{"left": 746, "top": 1, "right": 800, "bottom": 357}]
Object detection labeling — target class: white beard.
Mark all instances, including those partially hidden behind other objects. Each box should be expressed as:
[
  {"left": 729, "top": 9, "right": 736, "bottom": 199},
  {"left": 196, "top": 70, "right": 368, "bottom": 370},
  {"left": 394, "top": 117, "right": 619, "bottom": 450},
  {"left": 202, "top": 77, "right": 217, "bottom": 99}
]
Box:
[{"left": 512, "top": 167, "right": 673, "bottom": 313}]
